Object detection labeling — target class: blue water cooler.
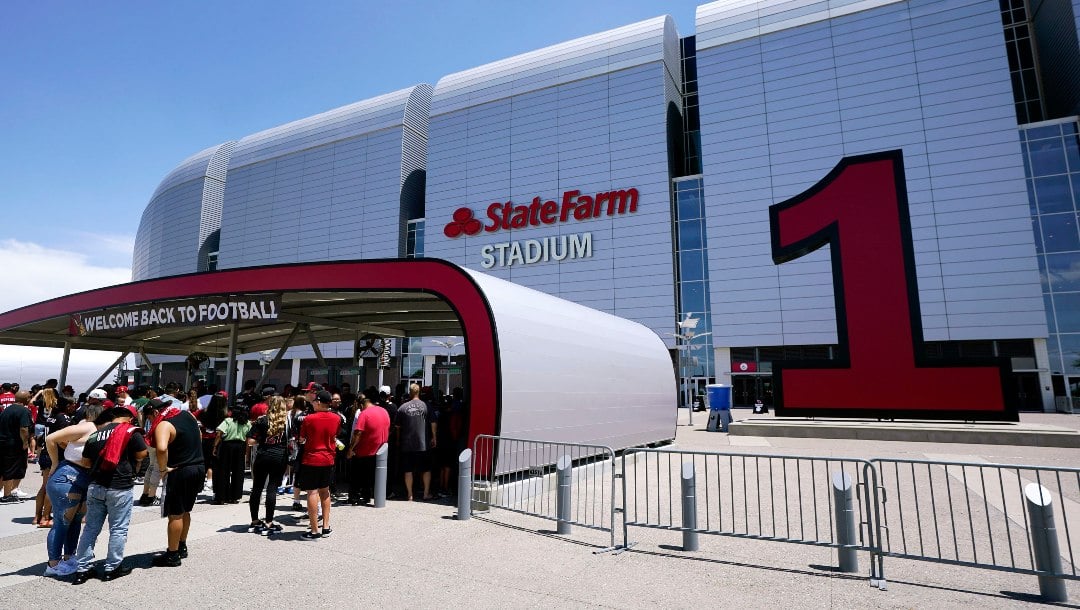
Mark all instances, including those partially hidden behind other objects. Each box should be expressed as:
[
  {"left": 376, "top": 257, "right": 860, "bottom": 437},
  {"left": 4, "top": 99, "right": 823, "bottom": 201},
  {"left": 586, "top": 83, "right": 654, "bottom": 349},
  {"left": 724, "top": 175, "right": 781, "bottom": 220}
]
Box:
[{"left": 706, "top": 384, "right": 732, "bottom": 432}]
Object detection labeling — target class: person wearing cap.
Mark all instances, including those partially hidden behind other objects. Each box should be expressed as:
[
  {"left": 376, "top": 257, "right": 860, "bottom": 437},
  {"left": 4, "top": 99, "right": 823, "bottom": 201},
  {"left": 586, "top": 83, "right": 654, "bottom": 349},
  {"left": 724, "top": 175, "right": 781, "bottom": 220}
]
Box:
[
  {"left": 73, "top": 388, "right": 108, "bottom": 424},
  {"left": 71, "top": 404, "right": 147, "bottom": 584},
  {"left": 298, "top": 390, "right": 340, "bottom": 539},
  {"left": 250, "top": 385, "right": 276, "bottom": 419},
  {"left": 114, "top": 386, "right": 132, "bottom": 407},
  {"left": 150, "top": 397, "right": 205, "bottom": 568},
  {"left": 0, "top": 391, "right": 34, "bottom": 502}
]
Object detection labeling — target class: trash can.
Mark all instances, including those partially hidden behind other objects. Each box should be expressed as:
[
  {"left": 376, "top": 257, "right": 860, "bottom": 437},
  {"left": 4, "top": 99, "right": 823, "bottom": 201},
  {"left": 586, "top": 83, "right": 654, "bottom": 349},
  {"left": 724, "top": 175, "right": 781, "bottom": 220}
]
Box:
[{"left": 705, "top": 384, "right": 732, "bottom": 432}]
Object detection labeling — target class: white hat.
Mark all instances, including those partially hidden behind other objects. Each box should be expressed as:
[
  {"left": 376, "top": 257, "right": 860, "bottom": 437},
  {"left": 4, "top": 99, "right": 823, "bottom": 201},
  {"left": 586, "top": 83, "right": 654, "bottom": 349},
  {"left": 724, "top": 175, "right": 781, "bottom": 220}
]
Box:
[
  {"left": 88, "top": 388, "right": 108, "bottom": 400},
  {"left": 379, "top": 385, "right": 392, "bottom": 395}
]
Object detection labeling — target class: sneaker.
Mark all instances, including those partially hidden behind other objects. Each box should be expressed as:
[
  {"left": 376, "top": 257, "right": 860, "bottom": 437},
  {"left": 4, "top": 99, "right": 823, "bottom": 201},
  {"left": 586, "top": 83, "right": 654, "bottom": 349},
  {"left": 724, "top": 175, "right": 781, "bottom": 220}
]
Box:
[
  {"left": 291, "top": 502, "right": 304, "bottom": 511},
  {"left": 71, "top": 570, "right": 94, "bottom": 585},
  {"left": 0, "top": 495, "right": 17, "bottom": 504},
  {"left": 133, "top": 477, "right": 144, "bottom": 485},
  {"left": 10, "top": 488, "right": 31, "bottom": 500},
  {"left": 44, "top": 561, "right": 77, "bottom": 577},
  {"left": 321, "top": 528, "right": 332, "bottom": 537},
  {"left": 264, "top": 522, "right": 283, "bottom": 534},
  {"left": 247, "top": 521, "right": 263, "bottom": 534},
  {"left": 301, "top": 531, "right": 322, "bottom": 540},
  {"left": 178, "top": 542, "right": 188, "bottom": 559},
  {"left": 151, "top": 552, "right": 181, "bottom": 567},
  {"left": 101, "top": 564, "right": 132, "bottom": 581}
]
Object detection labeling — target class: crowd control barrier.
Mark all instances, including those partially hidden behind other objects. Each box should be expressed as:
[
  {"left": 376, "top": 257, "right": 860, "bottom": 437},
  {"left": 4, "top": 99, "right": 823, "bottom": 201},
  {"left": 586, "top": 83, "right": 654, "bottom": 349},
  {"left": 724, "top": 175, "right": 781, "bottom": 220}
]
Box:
[
  {"left": 872, "top": 458, "right": 1078, "bottom": 601},
  {"left": 620, "top": 448, "right": 886, "bottom": 588},
  {"left": 469, "top": 435, "right": 618, "bottom": 549},
  {"left": 458, "top": 438, "right": 1078, "bottom": 601}
]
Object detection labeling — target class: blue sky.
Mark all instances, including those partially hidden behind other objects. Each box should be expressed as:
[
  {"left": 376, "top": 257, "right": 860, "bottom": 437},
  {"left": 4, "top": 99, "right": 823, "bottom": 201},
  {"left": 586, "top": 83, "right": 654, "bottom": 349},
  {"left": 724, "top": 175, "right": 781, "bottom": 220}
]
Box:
[
  {"left": 1, "top": 0, "right": 702, "bottom": 270},
  {"left": 0, "top": 0, "right": 705, "bottom": 386}
]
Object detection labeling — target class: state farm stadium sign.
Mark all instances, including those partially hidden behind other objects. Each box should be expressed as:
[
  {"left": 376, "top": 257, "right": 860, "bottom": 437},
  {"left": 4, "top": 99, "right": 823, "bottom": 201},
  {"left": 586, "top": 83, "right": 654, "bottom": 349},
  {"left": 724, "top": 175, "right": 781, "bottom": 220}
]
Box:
[{"left": 443, "top": 187, "right": 639, "bottom": 269}]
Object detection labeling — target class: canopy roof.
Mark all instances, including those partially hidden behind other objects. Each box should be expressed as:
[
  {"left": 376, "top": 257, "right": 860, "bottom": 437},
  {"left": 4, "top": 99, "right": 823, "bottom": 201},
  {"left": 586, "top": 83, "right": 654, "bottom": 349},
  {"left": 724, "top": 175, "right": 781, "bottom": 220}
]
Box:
[{"left": 0, "top": 259, "right": 676, "bottom": 457}]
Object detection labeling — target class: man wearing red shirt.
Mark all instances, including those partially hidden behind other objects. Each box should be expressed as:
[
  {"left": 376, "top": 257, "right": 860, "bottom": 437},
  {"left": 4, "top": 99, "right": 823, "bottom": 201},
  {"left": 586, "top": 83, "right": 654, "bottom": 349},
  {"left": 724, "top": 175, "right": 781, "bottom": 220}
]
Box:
[
  {"left": 298, "top": 391, "right": 340, "bottom": 539},
  {"left": 346, "top": 398, "right": 390, "bottom": 505},
  {"left": 0, "top": 384, "right": 16, "bottom": 411}
]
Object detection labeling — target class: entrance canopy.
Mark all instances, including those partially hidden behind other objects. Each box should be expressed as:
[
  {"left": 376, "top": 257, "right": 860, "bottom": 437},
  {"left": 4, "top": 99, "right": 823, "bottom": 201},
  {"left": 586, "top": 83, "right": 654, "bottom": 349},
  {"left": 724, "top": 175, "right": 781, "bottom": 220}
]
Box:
[{"left": 0, "top": 259, "right": 675, "bottom": 452}]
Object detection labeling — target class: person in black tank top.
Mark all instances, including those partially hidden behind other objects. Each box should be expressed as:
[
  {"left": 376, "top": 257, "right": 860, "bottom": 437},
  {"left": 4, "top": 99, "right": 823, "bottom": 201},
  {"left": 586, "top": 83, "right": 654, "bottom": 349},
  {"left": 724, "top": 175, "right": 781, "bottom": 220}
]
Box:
[{"left": 149, "top": 401, "right": 206, "bottom": 568}]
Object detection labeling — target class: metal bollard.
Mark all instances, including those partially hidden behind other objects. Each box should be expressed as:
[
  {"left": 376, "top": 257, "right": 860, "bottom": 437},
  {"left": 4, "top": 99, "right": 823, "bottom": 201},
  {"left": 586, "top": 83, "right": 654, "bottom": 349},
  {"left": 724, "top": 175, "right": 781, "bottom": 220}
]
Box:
[
  {"left": 556, "top": 455, "right": 572, "bottom": 535},
  {"left": 831, "top": 471, "right": 858, "bottom": 573},
  {"left": 1025, "top": 483, "right": 1068, "bottom": 602},
  {"left": 373, "top": 443, "right": 388, "bottom": 508},
  {"left": 457, "top": 449, "right": 472, "bottom": 521},
  {"left": 681, "top": 461, "right": 699, "bottom": 551}
]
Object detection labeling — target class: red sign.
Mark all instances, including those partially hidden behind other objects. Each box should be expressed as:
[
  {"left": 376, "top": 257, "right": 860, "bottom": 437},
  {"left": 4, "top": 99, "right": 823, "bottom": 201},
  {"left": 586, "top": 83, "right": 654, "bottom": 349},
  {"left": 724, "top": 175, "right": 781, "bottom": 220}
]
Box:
[
  {"left": 768, "top": 150, "right": 1015, "bottom": 421},
  {"left": 444, "top": 188, "right": 639, "bottom": 238},
  {"left": 731, "top": 361, "right": 757, "bottom": 373}
]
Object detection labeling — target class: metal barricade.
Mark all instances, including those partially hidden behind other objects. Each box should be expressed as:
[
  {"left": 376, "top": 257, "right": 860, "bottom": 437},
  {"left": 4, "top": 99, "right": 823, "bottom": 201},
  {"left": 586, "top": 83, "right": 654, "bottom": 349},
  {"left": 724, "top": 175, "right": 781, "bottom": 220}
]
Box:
[
  {"left": 471, "top": 435, "right": 617, "bottom": 549},
  {"left": 873, "top": 458, "right": 1079, "bottom": 588},
  {"left": 621, "top": 448, "right": 886, "bottom": 588}
]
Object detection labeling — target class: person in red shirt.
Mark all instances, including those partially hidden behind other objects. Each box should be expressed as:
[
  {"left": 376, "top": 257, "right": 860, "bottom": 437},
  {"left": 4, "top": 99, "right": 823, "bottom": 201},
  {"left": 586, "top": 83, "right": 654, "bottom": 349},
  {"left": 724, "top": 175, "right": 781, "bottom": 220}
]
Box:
[
  {"left": 0, "top": 383, "right": 16, "bottom": 411},
  {"left": 298, "top": 391, "right": 340, "bottom": 539},
  {"left": 346, "top": 398, "right": 390, "bottom": 505}
]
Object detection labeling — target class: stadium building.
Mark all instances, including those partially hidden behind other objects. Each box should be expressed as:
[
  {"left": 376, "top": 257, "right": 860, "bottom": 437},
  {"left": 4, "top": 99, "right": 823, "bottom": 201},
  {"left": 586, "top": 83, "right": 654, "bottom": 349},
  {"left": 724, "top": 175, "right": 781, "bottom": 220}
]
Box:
[{"left": 131, "top": 0, "right": 1080, "bottom": 412}]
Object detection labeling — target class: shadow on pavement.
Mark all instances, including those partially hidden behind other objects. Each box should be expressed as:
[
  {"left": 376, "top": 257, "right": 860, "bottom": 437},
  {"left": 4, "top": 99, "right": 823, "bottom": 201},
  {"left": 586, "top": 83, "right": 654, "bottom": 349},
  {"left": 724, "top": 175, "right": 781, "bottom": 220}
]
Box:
[{"left": 1000, "top": 590, "right": 1078, "bottom": 608}]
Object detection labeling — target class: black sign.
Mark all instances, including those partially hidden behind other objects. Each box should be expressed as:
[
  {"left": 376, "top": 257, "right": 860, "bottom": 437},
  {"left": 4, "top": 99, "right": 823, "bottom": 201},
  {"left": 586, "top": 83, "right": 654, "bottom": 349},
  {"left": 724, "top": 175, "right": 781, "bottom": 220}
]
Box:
[{"left": 70, "top": 294, "right": 282, "bottom": 337}]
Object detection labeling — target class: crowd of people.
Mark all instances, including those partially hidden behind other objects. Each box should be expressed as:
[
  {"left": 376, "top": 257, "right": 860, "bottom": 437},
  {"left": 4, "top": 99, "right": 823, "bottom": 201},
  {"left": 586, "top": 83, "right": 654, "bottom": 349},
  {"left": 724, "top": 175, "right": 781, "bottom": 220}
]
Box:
[{"left": 0, "top": 377, "right": 469, "bottom": 583}]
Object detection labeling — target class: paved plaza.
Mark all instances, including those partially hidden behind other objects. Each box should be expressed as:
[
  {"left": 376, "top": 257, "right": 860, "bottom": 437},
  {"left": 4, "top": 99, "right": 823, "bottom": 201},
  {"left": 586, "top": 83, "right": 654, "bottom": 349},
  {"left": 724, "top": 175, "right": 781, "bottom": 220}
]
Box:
[{"left": 0, "top": 409, "right": 1076, "bottom": 608}]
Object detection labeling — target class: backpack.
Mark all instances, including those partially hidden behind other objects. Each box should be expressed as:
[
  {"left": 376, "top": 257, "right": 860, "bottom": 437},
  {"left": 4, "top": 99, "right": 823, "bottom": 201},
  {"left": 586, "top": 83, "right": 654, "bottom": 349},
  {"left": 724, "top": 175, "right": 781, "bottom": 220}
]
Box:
[{"left": 94, "top": 422, "right": 139, "bottom": 472}]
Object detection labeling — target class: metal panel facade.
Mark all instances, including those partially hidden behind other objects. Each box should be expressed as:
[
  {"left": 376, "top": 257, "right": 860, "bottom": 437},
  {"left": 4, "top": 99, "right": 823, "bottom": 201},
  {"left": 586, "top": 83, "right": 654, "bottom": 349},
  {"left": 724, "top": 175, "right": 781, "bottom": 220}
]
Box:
[
  {"left": 425, "top": 17, "right": 681, "bottom": 341},
  {"left": 217, "top": 86, "right": 432, "bottom": 269},
  {"left": 696, "top": 0, "right": 1047, "bottom": 347},
  {"left": 133, "top": 142, "right": 235, "bottom": 281}
]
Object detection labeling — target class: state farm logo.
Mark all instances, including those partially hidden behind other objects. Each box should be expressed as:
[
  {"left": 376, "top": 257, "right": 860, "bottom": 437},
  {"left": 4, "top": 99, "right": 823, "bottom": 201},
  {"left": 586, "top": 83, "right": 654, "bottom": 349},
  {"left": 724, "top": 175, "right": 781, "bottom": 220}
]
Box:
[
  {"left": 443, "top": 187, "right": 638, "bottom": 239},
  {"left": 444, "top": 208, "right": 483, "bottom": 238}
]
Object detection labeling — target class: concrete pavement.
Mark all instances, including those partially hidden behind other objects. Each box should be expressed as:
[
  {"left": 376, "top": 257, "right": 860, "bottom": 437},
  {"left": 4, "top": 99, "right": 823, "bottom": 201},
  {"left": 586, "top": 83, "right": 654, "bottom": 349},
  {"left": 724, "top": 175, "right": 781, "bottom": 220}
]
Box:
[{"left": 0, "top": 410, "right": 1075, "bottom": 607}]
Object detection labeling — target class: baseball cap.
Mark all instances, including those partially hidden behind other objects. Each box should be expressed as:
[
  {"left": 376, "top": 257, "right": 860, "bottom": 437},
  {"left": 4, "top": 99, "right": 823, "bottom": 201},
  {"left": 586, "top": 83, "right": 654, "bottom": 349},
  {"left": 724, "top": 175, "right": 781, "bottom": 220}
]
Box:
[
  {"left": 315, "top": 390, "right": 333, "bottom": 404},
  {"left": 378, "top": 385, "right": 392, "bottom": 396},
  {"left": 109, "top": 404, "right": 139, "bottom": 419},
  {"left": 88, "top": 388, "right": 108, "bottom": 400},
  {"left": 115, "top": 385, "right": 128, "bottom": 393},
  {"left": 301, "top": 382, "right": 322, "bottom": 393},
  {"left": 101, "top": 399, "right": 115, "bottom": 409},
  {"left": 261, "top": 385, "right": 278, "bottom": 397},
  {"left": 146, "top": 398, "right": 169, "bottom": 410}
]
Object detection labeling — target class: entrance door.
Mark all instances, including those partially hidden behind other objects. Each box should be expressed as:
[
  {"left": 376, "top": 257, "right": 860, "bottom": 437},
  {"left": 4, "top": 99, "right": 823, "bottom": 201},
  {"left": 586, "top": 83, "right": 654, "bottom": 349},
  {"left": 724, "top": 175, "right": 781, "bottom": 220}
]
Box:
[
  {"left": 1013, "top": 372, "right": 1042, "bottom": 411},
  {"left": 732, "top": 375, "right": 774, "bottom": 408}
]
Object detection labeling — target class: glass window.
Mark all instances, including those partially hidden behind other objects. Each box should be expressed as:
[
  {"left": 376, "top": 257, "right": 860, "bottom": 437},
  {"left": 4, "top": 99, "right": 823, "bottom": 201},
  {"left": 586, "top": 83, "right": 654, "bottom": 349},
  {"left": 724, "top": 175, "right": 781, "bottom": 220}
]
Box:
[
  {"left": 1057, "top": 333, "right": 1080, "bottom": 374},
  {"left": 1026, "top": 179, "right": 1037, "bottom": 215},
  {"left": 1038, "top": 254, "right": 1050, "bottom": 292},
  {"left": 680, "top": 281, "right": 706, "bottom": 315},
  {"left": 1047, "top": 253, "right": 1080, "bottom": 292},
  {"left": 1028, "top": 138, "right": 1068, "bottom": 176},
  {"left": 679, "top": 249, "right": 705, "bottom": 281},
  {"left": 1040, "top": 213, "right": 1080, "bottom": 252},
  {"left": 1045, "top": 294, "right": 1057, "bottom": 333},
  {"left": 678, "top": 220, "right": 704, "bottom": 250},
  {"left": 1067, "top": 135, "right": 1080, "bottom": 172},
  {"left": 1025, "top": 125, "right": 1061, "bottom": 140},
  {"left": 1035, "top": 175, "right": 1074, "bottom": 214},
  {"left": 1032, "top": 217, "right": 1044, "bottom": 254},
  {"left": 676, "top": 187, "right": 703, "bottom": 220},
  {"left": 1053, "top": 294, "right": 1080, "bottom": 332}
]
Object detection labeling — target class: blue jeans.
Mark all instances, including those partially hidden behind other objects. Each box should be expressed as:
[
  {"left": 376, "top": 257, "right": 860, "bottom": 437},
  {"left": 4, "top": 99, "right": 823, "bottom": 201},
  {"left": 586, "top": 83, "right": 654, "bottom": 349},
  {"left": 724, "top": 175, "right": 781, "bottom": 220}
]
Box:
[
  {"left": 45, "top": 462, "right": 89, "bottom": 562},
  {"left": 75, "top": 484, "right": 133, "bottom": 572}
]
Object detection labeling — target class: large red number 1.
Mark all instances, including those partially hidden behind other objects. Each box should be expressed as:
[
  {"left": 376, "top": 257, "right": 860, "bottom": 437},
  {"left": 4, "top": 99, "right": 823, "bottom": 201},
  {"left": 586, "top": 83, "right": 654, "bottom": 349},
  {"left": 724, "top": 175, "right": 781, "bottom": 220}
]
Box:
[{"left": 769, "top": 150, "right": 1015, "bottom": 420}]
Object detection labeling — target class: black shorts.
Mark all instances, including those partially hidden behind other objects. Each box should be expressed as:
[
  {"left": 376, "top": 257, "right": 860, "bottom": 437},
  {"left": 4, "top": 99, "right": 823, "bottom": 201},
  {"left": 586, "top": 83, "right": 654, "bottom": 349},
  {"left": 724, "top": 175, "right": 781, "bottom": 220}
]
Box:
[
  {"left": 297, "top": 465, "right": 333, "bottom": 490},
  {"left": 0, "top": 450, "right": 27, "bottom": 481},
  {"left": 399, "top": 450, "right": 430, "bottom": 474},
  {"left": 38, "top": 450, "right": 52, "bottom": 471},
  {"left": 164, "top": 464, "right": 206, "bottom": 516}
]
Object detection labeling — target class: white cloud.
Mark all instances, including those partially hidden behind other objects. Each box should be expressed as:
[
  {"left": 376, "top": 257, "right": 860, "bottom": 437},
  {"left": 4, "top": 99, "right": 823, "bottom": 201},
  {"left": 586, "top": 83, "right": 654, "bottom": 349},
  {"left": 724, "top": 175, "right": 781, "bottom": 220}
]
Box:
[
  {"left": 0, "top": 239, "right": 133, "bottom": 391},
  {"left": 0, "top": 238, "right": 131, "bottom": 312}
]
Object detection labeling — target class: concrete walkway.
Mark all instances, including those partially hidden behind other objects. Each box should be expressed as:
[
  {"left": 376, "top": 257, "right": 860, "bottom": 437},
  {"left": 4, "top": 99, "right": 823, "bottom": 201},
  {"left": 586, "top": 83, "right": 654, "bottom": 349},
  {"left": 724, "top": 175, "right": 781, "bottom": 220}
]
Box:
[{"left": 0, "top": 410, "right": 1074, "bottom": 608}]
